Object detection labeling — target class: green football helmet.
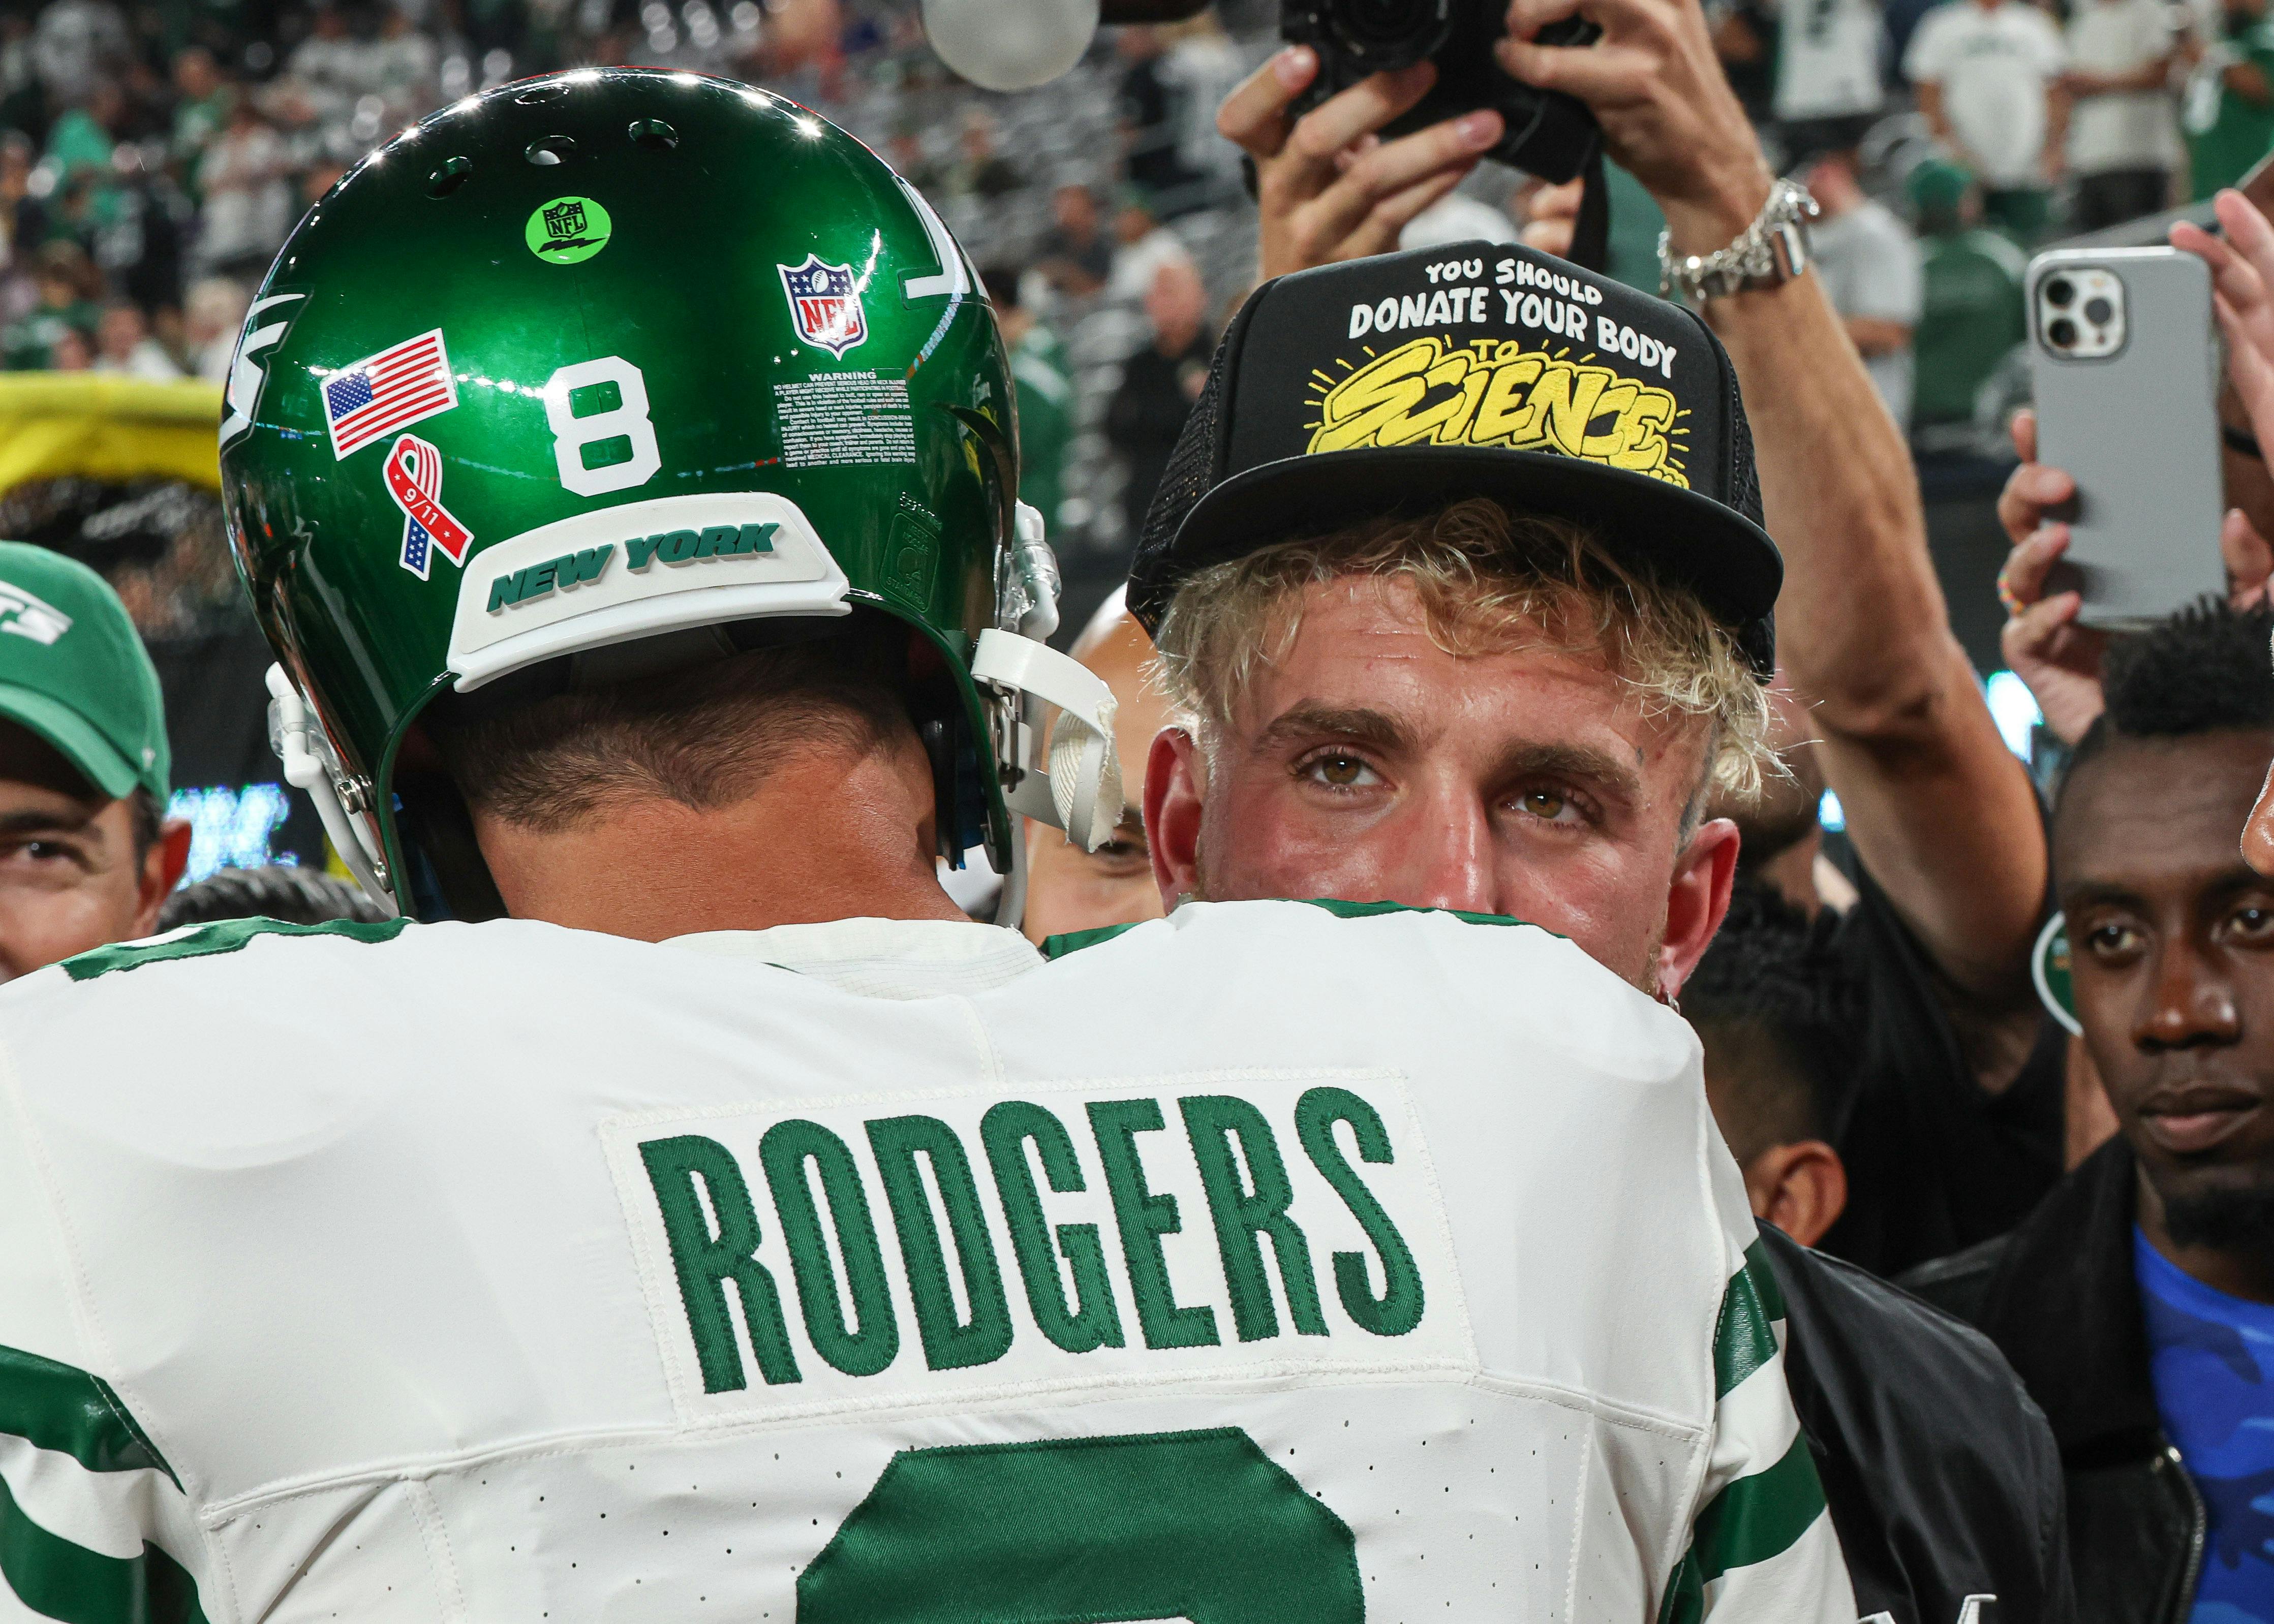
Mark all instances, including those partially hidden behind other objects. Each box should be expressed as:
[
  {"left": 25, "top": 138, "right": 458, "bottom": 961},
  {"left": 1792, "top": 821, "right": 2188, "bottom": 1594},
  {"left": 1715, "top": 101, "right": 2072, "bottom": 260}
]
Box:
[{"left": 221, "top": 68, "right": 1119, "bottom": 923}]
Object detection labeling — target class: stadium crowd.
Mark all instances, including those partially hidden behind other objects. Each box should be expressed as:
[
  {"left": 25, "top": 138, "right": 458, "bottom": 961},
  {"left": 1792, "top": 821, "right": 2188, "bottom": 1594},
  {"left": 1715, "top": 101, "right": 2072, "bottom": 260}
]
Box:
[{"left": 10, "top": 0, "right": 2274, "bottom": 1617}]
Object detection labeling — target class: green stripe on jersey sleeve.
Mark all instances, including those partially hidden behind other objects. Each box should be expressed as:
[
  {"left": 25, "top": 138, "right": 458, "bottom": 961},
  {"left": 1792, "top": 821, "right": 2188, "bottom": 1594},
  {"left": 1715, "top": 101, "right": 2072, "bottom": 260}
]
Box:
[
  {"left": 63, "top": 915, "right": 408, "bottom": 982},
  {"left": 1710, "top": 1244, "right": 1784, "bottom": 1398},
  {"left": 1688, "top": 1432, "right": 1825, "bottom": 1583},
  {"left": 0, "top": 1470, "right": 207, "bottom": 1624},
  {"left": 1654, "top": 1435, "right": 1829, "bottom": 1622},
  {"left": 0, "top": 1346, "right": 177, "bottom": 1486}
]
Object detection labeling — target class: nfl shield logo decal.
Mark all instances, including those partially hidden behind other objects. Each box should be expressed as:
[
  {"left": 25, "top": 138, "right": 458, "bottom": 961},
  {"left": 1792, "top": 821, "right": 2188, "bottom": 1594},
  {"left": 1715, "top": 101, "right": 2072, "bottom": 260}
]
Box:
[{"left": 778, "top": 254, "right": 868, "bottom": 358}]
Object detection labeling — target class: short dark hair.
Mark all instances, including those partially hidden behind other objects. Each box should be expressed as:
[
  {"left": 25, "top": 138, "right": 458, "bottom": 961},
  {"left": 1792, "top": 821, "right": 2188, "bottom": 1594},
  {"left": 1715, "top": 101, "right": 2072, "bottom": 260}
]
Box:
[
  {"left": 425, "top": 621, "right": 915, "bottom": 833},
  {"left": 158, "top": 863, "right": 389, "bottom": 930},
  {"left": 1684, "top": 879, "right": 1860, "bottom": 1164},
  {"left": 2059, "top": 599, "right": 2274, "bottom": 821}
]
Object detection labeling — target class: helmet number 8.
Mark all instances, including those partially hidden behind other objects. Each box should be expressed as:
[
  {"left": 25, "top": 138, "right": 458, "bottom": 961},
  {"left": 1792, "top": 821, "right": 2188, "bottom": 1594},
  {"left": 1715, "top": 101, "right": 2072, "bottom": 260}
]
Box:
[{"left": 543, "top": 355, "right": 662, "bottom": 497}]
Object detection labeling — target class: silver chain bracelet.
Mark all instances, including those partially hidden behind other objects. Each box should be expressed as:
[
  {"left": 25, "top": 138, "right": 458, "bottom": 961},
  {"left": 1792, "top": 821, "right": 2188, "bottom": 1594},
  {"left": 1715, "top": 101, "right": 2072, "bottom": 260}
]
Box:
[{"left": 1657, "top": 178, "right": 1821, "bottom": 305}]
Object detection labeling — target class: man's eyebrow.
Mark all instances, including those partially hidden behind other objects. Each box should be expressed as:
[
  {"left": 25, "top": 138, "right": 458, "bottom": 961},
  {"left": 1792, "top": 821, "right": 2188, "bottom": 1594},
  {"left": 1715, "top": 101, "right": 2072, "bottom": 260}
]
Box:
[
  {"left": 1487, "top": 740, "right": 1645, "bottom": 805},
  {"left": 0, "top": 806, "right": 98, "bottom": 839},
  {"left": 1253, "top": 704, "right": 1413, "bottom": 756}
]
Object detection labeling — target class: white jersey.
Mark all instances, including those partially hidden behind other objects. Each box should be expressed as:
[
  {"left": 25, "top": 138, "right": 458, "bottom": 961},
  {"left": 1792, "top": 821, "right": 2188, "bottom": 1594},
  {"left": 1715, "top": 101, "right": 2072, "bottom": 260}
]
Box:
[{"left": 0, "top": 901, "right": 1852, "bottom": 1623}]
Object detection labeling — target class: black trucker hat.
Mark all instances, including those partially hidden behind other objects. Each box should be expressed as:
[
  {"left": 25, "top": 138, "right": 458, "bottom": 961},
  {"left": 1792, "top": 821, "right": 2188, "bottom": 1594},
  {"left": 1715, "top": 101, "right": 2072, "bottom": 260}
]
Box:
[{"left": 1125, "top": 240, "right": 1781, "bottom": 676}]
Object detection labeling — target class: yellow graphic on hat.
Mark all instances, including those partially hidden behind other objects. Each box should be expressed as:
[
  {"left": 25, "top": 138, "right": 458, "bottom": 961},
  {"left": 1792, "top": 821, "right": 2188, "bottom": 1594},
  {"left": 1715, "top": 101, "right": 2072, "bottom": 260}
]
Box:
[{"left": 1306, "top": 337, "right": 1688, "bottom": 486}]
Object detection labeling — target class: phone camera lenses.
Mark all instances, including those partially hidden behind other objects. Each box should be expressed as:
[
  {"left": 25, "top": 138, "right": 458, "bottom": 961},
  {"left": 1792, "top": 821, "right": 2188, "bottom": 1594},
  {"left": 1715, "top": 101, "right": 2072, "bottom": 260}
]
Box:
[
  {"left": 2044, "top": 277, "right": 2075, "bottom": 307},
  {"left": 2048, "top": 317, "right": 2079, "bottom": 348},
  {"left": 2083, "top": 296, "right": 2114, "bottom": 326}
]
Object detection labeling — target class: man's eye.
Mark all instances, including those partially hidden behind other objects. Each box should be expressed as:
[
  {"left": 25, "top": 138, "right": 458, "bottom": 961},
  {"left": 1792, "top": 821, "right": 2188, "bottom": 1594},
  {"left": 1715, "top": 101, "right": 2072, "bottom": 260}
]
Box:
[
  {"left": 2086, "top": 921, "right": 2142, "bottom": 957},
  {"left": 1301, "top": 753, "right": 1380, "bottom": 789},
  {"left": 1516, "top": 789, "right": 1579, "bottom": 823},
  {"left": 2232, "top": 905, "right": 2274, "bottom": 942}
]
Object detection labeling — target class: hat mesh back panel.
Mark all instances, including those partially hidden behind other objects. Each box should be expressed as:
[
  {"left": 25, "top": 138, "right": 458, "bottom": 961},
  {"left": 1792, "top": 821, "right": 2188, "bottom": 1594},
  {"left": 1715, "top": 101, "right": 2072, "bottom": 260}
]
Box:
[{"left": 1140, "top": 333, "right": 1230, "bottom": 578}]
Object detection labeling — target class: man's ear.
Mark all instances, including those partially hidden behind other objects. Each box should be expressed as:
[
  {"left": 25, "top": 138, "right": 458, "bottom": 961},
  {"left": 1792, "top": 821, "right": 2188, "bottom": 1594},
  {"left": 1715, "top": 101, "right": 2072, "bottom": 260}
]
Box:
[
  {"left": 1742, "top": 1139, "right": 1850, "bottom": 1251},
  {"left": 130, "top": 817, "right": 192, "bottom": 939},
  {"left": 1145, "top": 726, "right": 1205, "bottom": 913},
  {"left": 1657, "top": 815, "right": 1740, "bottom": 999}
]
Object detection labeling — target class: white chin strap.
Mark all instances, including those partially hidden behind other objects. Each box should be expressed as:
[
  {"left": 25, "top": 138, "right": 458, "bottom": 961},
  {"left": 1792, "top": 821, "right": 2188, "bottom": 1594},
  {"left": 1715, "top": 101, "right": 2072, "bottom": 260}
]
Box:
[
  {"left": 970, "top": 628, "right": 1123, "bottom": 852},
  {"left": 264, "top": 664, "right": 399, "bottom": 915}
]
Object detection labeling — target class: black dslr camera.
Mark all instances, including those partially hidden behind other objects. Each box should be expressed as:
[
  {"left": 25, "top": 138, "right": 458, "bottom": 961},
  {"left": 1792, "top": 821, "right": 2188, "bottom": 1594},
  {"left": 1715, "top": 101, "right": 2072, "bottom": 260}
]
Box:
[{"left": 1280, "top": 0, "right": 1602, "bottom": 184}]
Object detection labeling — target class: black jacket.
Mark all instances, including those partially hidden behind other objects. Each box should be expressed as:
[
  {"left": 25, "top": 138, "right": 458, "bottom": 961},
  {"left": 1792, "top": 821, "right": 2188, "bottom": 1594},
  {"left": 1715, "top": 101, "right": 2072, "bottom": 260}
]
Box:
[
  {"left": 1762, "top": 1224, "right": 2077, "bottom": 1624},
  {"left": 1903, "top": 1140, "right": 2205, "bottom": 1624}
]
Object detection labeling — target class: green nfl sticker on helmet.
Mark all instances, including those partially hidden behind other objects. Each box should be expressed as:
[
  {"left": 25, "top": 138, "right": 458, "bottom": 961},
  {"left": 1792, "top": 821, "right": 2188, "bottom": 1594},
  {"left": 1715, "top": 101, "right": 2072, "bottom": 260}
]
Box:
[
  {"left": 222, "top": 68, "right": 1121, "bottom": 924},
  {"left": 526, "top": 194, "right": 611, "bottom": 264}
]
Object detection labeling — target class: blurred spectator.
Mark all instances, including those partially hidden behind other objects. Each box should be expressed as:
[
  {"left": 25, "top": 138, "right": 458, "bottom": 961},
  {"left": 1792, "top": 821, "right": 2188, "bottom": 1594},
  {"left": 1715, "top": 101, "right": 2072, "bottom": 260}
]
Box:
[
  {"left": 2064, "top": 0, "right": 2180, "bottom": 229},
  {"left": 2186, "top": 0, "right": 2274, "bottom": 198},
  {"left": 1035, "top": 181, "right": 1113, "bottom": 296},
  {"left": 1116, "top": 26, "right": 1208, "bottom": 216},
  {"left": 287, "top": 7, "right": 370, "bottom": 130},
  {"left": 159, "top": 863, "right": 390, "bottom": 929},
  {"left": 1105, "top": 256, "right": 1209, "bottom": 544},
  {"left": 938, "top": 107, "right": 1021, "bottom": 204},
  {"left": 194, "top": 92, "right": 293, "bottom": 280},
  {"left": 169, "top": 47, "right": 228, "bottom": 178},
  {"left": 1803, "top": 139, "right": 1922, "bottom": 425},
  {"left": 30, "top": 0, "right": 125, "bottom": 109},
  {"left": 370, "top": 5, "right": 440, "bottom": 121},
  {"left": 0, "top": 131, "right": 49, "bottom": 271},
  {"left": 983, "top": 265, "right": 1071, "bottom": 532},
  {"left": 1686, "top": 878, "right": 1859, "bottom": 1248},
  {"left": 1773, "top": 0, "right": 1888, "bottom": 131},
  {"left": 93, "top": 299, "right": 179, "bottom": 378},
  {"left": 46, "top": 323, "right": 89, "bottom": 368},
  {"left": 1712, "top": 0, "right": 1780, "bottom": 123},
  {"left": 5, "top": 240, "right": 99, "bottom": 367},
  {"left": 1021, "top": 588, "right": 1167, "bottom": 946},
  {"left": 181, "top": 275, "right": 247, "bottom": 381},
  {"left": 44, "top": 79, "right": 121, "bottom": 230},
  {"left": 1103, "top": 193, "right": 1194, "bottom": 302},
  {"left": 1908, "top": 159, "right": 2027, "bottom": 438},
  {"left": 1906, "top": 0, "right": 2069, "bottom": 241}
]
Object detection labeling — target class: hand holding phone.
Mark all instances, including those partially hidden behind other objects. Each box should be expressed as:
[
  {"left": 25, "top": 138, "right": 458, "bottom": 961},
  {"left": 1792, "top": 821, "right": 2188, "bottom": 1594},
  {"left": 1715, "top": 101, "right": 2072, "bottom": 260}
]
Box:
[{"left": 2026, "top": 247, "right": 2226, "bottom": 629}]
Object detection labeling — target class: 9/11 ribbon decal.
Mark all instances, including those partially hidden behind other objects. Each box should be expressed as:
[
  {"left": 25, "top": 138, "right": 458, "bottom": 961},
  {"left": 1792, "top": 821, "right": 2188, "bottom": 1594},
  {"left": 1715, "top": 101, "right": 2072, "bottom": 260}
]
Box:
[{"left": 384, "top": 433, "right": 473, "bottom": 580}]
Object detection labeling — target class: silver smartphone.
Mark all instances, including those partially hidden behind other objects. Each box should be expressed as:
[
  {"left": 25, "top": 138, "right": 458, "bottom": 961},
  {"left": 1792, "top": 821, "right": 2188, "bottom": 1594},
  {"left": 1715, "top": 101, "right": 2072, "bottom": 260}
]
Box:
[{"left": 2026, "top": 246, "right": 2225, "bottom": 629}]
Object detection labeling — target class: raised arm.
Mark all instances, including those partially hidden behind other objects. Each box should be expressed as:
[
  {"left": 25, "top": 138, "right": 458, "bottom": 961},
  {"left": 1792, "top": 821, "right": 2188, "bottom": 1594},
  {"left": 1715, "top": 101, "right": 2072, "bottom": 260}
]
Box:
[{"left": 1498, "top": 0, "right": 2052, "bottom": 1066}]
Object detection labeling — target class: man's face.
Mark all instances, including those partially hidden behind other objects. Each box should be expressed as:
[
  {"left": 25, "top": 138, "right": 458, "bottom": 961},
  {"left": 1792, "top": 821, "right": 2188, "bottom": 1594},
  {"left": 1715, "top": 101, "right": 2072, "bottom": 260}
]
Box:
[
  {"left": 2060, "top": 730, "right": 2274, "bottom": 1235},
  {"left": 0, "top": 722, "right": 176, "bottom": 984},
  {"left": 1146, "top": 576, "right": 1740, "bottom": 992},
  {"left": 1022, "top": 611, "right": 1171, "bottom": 945}
]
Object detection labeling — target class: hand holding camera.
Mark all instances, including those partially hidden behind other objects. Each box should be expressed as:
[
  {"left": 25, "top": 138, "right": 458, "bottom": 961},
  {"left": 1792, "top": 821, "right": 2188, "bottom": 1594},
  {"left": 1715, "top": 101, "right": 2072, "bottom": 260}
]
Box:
[{"left": 1228, "top": 0, "right": 1778, "bottom": 284}]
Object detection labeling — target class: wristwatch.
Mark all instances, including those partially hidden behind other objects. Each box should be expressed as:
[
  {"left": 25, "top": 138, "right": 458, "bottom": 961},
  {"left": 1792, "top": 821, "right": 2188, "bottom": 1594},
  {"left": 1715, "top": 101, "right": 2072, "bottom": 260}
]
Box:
[{"left": 1658, "top": 178, "right": 1820, "bottom": 304}]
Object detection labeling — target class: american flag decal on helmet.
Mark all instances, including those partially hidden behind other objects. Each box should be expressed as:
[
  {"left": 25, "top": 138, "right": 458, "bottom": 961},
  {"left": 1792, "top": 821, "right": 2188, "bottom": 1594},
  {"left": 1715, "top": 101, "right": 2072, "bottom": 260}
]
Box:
[{"left": 324, "top": 329, "right": 458, "bottom": 460}]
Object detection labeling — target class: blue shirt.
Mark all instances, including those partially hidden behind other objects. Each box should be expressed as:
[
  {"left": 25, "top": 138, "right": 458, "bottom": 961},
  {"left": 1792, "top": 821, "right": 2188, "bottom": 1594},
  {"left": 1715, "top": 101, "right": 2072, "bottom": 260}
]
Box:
[{"left": 2137, "top": 1228, "right": 2274, "bottom": 1624}]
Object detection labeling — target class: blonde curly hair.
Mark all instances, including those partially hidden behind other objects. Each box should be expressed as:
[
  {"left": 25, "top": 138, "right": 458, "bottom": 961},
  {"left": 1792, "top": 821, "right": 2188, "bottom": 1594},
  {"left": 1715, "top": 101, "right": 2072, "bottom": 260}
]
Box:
[{"left": 1150, "top": 498, "right": 1773, "bottom": 809}]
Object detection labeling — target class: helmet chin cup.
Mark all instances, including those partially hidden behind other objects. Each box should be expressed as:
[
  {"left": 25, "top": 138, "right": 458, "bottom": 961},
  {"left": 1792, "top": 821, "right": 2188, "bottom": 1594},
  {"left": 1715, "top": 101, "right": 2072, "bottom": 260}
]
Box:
[
  {"left": 971, "top": 629, "right": 1123, "bottom": 853},
  {"left": 265, "top": 664, "right": 400, "bottom": 915}
]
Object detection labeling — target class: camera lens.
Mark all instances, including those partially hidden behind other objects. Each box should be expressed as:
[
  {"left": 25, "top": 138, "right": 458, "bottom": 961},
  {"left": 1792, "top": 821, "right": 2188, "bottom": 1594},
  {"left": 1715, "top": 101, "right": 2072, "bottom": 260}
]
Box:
[
  {"left": 1325, "top": 0, "right": 1454, "bottom": 66},
  {"left": 2048, "top": 317, "right": 2078, "bottom": 348},
  {"left": 2044, "top": 277, "right": 2075, "bottom": 307},
  {"left": 2083, "top": 296, "right": 2114, "bottom": 326}
]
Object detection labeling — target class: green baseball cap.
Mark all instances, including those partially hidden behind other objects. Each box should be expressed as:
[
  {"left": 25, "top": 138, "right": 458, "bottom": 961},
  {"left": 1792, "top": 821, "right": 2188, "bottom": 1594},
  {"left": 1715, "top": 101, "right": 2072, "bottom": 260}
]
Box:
[{"left": 0, "top": 540, "right": 168, "bottom": 803}]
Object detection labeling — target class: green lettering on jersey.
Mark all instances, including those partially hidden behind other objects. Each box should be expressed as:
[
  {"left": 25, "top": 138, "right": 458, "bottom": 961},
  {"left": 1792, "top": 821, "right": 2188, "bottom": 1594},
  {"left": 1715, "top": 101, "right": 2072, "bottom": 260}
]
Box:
[
  {"left": 980, "top": 1102, "right": 1125, "bottom": 1354},
  {"left": 1086, "top": 1099, "right": 1219, "bottom": 1350},
  {"left": 761, "top": 1119, "right": 901, "bottom": 1377},
  {"left": 637, "top": 1135, "right": 802, "bottom": 1391},
  {"left": 1179, "top": 1096, "right": 1326, "bottom": 1342},
  {"left": 1295, "top": 1087, "right": 1425, "bottom": 1337},
  {"left": 866, "top": 1115, "right": 1013, "bottom": 1372}
]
